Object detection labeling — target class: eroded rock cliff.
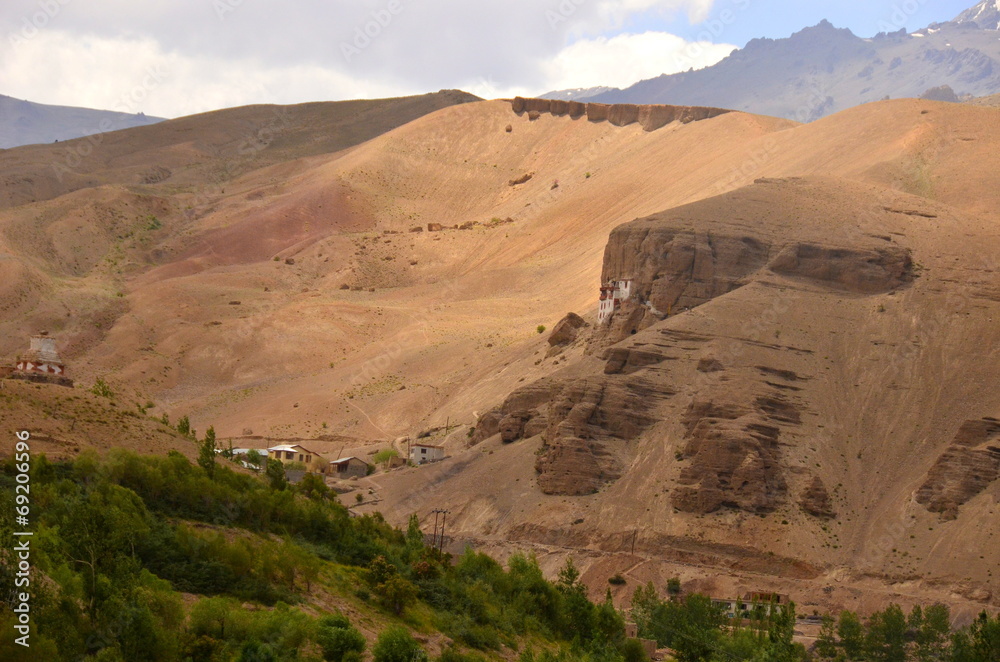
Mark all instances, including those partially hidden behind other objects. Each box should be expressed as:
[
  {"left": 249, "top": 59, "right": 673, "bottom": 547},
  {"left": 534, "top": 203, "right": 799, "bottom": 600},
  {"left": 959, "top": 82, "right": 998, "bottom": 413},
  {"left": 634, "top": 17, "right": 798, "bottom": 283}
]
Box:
[{"left": 511, "top": 97, "right": 731, "bottom": 131}]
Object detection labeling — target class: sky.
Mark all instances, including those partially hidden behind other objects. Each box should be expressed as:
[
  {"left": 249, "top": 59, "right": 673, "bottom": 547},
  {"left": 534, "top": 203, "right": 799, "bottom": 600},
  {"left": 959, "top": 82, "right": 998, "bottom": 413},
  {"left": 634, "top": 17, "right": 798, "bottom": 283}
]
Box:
[{"left": 0, "top": 0, "right": 981, "bottom": 118}]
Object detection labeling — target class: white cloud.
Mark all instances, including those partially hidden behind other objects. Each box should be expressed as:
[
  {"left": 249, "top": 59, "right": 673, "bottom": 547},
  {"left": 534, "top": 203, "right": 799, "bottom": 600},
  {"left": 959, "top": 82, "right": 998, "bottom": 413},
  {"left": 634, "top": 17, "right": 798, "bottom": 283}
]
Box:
[
  {"left": 543, "top": 31, "right": 736, "bottom": 92},
  {"left": 0, "top": 31, "right": 414, "bottom": 118},
  {"left": 598, "top": 0, "right": 718, "bottom": 24},
  {"left": 0, "top": 1, "right": 728, "bottom": 117}
]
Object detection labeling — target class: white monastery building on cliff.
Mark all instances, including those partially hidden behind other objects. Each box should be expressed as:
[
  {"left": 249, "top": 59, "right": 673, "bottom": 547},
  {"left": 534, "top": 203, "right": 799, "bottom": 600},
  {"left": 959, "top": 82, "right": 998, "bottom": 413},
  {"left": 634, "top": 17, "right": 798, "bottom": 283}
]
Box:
[{"left": 598, "top": 279, "right": 633, "bottom": 323}]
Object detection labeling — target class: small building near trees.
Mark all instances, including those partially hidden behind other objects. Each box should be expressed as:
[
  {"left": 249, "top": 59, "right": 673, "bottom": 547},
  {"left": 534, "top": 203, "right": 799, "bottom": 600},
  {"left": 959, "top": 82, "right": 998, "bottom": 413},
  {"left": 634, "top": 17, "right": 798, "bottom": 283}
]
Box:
[
  {"left": 267, "top": 444, "right": 319, "bottom": 465},
  {"left": 328, "top": 456, "right": 371, "bottom": 479}
]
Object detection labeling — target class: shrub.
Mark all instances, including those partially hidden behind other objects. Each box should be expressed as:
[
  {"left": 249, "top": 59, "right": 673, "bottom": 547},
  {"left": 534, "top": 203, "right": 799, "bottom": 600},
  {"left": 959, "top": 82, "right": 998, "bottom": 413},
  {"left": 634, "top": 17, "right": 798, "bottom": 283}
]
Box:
[
  {"left": 608, "top": 574, "right": 626, "bottom": 586},
  {"left": 372, "top": 449, "right": 399, "bottom": 467},
  {"left": 621, "top": 639, "right": 647, "bottom": 662},
  {"left": 316, "top": 614, "right": 366, "bottom": 662},
  {"left": 373, "top": 627, "right": 427, "bottom": 662},
  {"left": 536, "top": 325, "right": 546, "bottom": 334},
  {"left": 438, "top": 646, "right": 487, "bottom": 662},
  {"left": 91, "top": 377, "right": 114, "bottom": 398}
]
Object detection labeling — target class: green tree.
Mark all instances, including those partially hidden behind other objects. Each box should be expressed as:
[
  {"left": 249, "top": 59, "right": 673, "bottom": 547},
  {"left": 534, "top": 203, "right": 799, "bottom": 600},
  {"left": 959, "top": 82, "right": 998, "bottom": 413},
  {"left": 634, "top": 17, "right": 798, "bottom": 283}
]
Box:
[
  {"left": 815, "top": 614, "right": 838, "bottom": 659},
  {"left": 373, "top": 627, "right": 427, "bottom": 662},
  {"left": 914, "top": 603, "right": 950, "bottom": 662},
  {"left": 556, "top": 557, "right": 594, "bottom": 642},
  {"left": 58, "top": 484, "right": 151, "bottom": 617},
  {"left": 176, "top": 415, "right": 191, "bottom": 437},
  {"left": 666, "top": 577, "right": 682, "bottom": 599},
  {"left": 198, "top": 426, "right": 217, "bottom": 479},
  {"left": 667, "top": 593, "right": 724, "bottom": 662},
  {"left": 296, "top": 472, "right": 329, "bottom": 500},
  {"left": 962, "top": 611, "right": 1000, "bottom": 662},
  {"left": 837, "top": 611, "right": 865, "bottom": 660},
  {"left": 372, "top": 448, "right": 399, "bottom": 468},
  {"left": 865, "top": 604, "right": 907, "bottom": 662},
  {"left": 246, "top": 448, "right": 263, "bottom": 469},
  {"left": 592, "top": 589, "right": 625, "bottom": 644},
  {"left": 265, "top": 458, "right": 287, "bottom": 490},
  {"left": 238, "top": 639, "right": 278, "bottom": 662},
  {"left": 377, "top": 575, "right": 419, "bottom": 616},
  {"left": 620, "top": 638, "right": 647, "bottom": 662},
  {"left": 630, "top": 582, "right": 661, "bottom": 639},
  {"left": 406, "top": 513, "right": 424, "bottom": 550}
]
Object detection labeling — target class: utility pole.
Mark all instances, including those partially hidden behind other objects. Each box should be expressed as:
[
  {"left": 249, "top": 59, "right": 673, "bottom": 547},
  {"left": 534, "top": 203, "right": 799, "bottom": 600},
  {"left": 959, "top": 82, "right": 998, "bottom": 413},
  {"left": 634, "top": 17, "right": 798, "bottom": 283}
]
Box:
[
  {"left": 439, "top": 510, "right": 449, "bottom": 553},
  {"left": 432, "top": 509, "right": 441, "bottom": 547},
  {"left": 430, "top": 508, "right": 450, "bottom": 553}
]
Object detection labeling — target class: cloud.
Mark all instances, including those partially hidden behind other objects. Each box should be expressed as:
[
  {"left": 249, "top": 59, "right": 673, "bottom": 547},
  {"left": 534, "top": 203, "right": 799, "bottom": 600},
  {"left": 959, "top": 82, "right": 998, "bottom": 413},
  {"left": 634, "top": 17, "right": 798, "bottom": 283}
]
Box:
[
  {"left": 0, "top": 31, "right": 414, "bottom": 118},
  {"left": 544, "top": 31, "right": 735, "bottom": 92},
  {"left": 0, "top": 0, "right": 727, "bottom": 117}
]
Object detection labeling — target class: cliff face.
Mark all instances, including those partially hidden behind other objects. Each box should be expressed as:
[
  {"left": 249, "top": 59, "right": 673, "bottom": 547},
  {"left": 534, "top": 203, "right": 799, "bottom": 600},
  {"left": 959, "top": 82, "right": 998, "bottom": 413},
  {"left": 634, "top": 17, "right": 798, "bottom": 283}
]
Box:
[
  {"left": 510, "top": 97, "right": 731, "bottom": 132},
  {"left": 594, "top": 186, "right": 914, "bottom": 344},
  {"left": 472, "top": 372, "right": 674, "bottom": 495},
  {"left": 916, "top": 418, "right": 1000, "bottom": 519}
]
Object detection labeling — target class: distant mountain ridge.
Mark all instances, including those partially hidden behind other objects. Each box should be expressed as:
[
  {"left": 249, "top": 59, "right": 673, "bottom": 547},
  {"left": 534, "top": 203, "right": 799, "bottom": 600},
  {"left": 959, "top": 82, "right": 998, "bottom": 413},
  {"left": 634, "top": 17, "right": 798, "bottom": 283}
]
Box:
[
  {"left": 549, "top": 1, "right": 1000, "bottom": 121},
  {"left": 538, "top": 86, "right": 616, "bottom": 101},
  {"left": 0, "top": 94, "right": 166, "bottom": 149}
]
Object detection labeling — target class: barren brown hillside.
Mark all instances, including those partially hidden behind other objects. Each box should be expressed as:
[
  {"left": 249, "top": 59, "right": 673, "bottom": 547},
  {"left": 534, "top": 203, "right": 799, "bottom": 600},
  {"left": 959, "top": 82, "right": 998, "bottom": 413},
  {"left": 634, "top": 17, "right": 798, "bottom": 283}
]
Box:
[{"left": 2, "top": 94, "right": 1000, "bottom": 616}]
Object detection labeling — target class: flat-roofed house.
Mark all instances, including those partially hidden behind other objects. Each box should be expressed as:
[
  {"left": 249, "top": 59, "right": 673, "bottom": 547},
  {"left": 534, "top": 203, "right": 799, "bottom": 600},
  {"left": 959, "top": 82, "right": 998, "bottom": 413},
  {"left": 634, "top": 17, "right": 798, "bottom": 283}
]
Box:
[
  {"left": 409, "top": 443, "right": 445, "bottom": 465},
  {"left": 328, "top": 456, "right": 371, "bottom": 479}
]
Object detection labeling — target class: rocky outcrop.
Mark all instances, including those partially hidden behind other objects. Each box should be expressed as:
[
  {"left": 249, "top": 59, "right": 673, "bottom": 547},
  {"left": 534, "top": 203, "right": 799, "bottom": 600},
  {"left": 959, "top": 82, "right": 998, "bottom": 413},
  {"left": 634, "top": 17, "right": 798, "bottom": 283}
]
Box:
[
  {"left": 548, "top": 312, "right": 587, "bottom": 347},
  {"left": 768, "top": 243, "right": 913, "bottom": 294},
  {"left": 597, "top": 211, "right": 915, "bottom": 335},
  {"left": 511, "top": 97, "right": 732, "bottom": 132},
  {"left": 672, "top": 391, "right": 800, "bottom": 514},
  {"left": 602, "top": 227, "right": 771, "bottom": 321},
  {"left": 916, "top": 418, "right": 1000, "bottom": 519},
  {"left": 472, "top": 372, "right": 674, "bottom": 495},
  {"left": 799, "top": 476, "right": 836, "bottom": 519}
]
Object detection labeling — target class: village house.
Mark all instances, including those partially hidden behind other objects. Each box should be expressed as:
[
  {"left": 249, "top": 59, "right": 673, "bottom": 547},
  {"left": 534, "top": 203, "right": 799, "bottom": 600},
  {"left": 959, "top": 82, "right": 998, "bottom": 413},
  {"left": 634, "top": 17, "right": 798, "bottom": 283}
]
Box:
[
  {"left": 328, "top": 456, "right": 371, "bottom": 479},
  {"left": 267, "top": 444, "right": 319, "bottom": 465},
  {"left": 227, "top": 448, "right": 268, "bottom": 470},
  {"left": 597, "top": 279, "right": 633, "bottom": 324},
  {"left": 409, "top": 443, "right": 445, "bottom": 465},
  {"left": 711, "top": 592, "right": 790, "bottom": 620}
]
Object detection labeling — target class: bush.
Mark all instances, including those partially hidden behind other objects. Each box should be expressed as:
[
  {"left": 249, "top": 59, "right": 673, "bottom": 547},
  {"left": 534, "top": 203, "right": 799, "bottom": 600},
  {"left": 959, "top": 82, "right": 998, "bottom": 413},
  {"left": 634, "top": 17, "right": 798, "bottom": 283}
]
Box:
[
  {"left": 620, "top": 638, "right": 647, "bottom": 662},
  {"left": 238, "top": 640, "right": 278, "bottom": 661},
  {"left": 608, "top": 574, "right": 626, "bottom": 586},
  {"left": 91, "top": 377, "right": 114, "bottom": 398},
  {"left": 438, "top": 647, "right": 487, "bottom": 662},
  {"left": 317, "top": 615, "right": 366, "bottom": 662},
  {"left": 373, "top": 627, "right": 427, "bottom": 662},
  {"left": 536, "top": 325, "right": 546, "bottom": 334},
  {"left": 373, "top": 449, "right": 399, "bottom": 467}
]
